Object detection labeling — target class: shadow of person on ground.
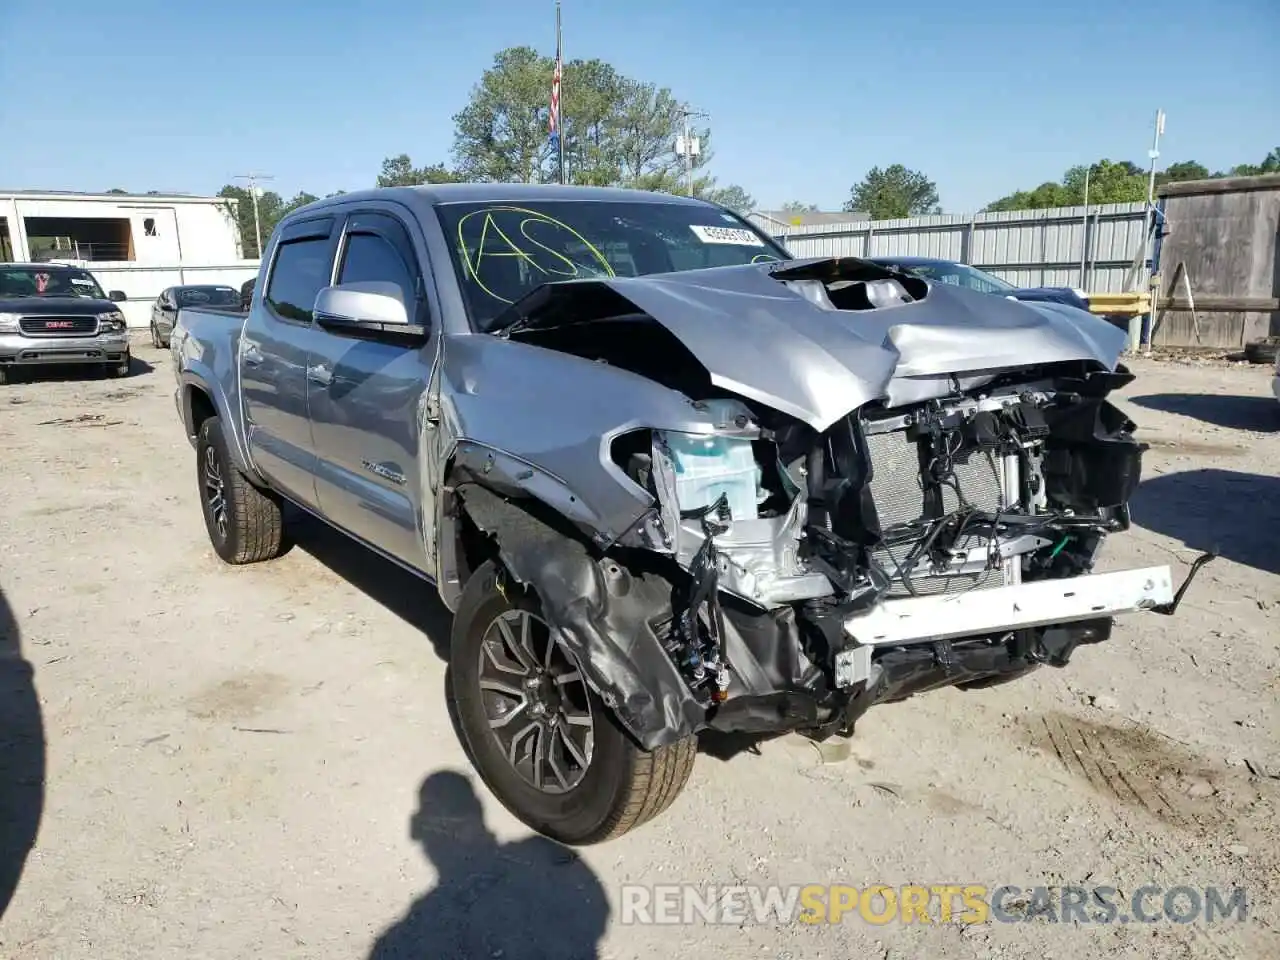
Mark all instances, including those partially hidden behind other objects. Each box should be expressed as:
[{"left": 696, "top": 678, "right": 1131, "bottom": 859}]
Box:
[
  {"left": 1131, "top": 469, "right": 1280, "bottom": 575},
  {"left": 0, "top": 583, "right": 44, "bottom": 920},
  {"left": 1128, "top": 393, "right": 1278, "bottom": 432},
  {"left": 287, "top": 510, "right": 453, "bottom": 660},
  {"left": 369, "top": 771, "right": 609, "bottom": 960}
]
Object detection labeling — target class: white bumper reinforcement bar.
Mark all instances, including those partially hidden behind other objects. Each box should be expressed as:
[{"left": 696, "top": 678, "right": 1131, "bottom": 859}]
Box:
[{"left": 843, "top": 565, "right": 1175, "bottom": 647}]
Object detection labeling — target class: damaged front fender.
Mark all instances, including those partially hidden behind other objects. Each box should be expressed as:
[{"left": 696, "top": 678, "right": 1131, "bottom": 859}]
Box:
[
  {"left": 457, "top": 485, "right": 704, "bottom": 750},
  {"left": 440, "top": 332, "right": 750, "bottom": 549}
]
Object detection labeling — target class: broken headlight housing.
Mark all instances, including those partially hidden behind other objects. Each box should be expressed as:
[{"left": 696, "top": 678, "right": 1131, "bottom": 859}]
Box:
[{"left": 97, "top": 310, "right": 128, "bottom": 333}]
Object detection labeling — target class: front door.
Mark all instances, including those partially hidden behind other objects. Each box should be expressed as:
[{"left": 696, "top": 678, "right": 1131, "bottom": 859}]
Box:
[
  {"left": 306, "top": 210, "right": 436, "bottom": 571},
  {"left": 240, "top": 214, "right": 339, "bottom": 507}
]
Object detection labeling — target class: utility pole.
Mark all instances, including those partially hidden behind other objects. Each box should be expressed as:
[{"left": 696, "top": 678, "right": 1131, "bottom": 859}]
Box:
[
  {"left": 554, "top": 0, "right": 565, "bottom": 185},
  {"left": 234, "top": 172, "right": 274, "bottom": 258},
  {"left": 675, "top": 106, "right": 706, "bottom": 196},
  {"left": 1079, "top": 164, "right": 1091, "bottom": 283},
  {"left": 1141, "top": 109, "right": 1165, "bottom": 269}
]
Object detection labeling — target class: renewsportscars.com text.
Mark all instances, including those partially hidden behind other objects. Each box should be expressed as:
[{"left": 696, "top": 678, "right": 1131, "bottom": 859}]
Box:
[{"left": 619, "top": 883, "right": 1250, "bottom": 926}]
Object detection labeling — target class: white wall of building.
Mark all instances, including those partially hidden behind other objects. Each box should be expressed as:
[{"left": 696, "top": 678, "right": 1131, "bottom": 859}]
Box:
[{"left": 1, "top": 191, "right": 260, "bottom": 327}]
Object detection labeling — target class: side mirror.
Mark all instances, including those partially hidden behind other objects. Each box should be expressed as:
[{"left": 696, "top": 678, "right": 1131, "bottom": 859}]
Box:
[
  {"left": 109, "top": 290, "right": 127, "bottom": 302},
  {"left": 313, "top": 282, "right": 426, "bottom": 338}
]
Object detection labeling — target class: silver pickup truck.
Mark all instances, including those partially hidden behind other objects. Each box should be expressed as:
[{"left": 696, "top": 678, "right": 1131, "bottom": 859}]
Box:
[
  {"left": 0, "top": 262, "right": 132, "bottom": 383},
  {"left": 170, "top": 184, "right": 1209, "bottom": 845}
]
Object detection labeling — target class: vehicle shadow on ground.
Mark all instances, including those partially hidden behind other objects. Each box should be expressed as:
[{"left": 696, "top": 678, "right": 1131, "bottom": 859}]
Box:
[
  {"left": 367, "top": 771, "right": 609, "bottom": 960},
  {"left": 1128, "top": 393, "right": 1277, "bottom": 432},
  {"left": 4, "top": 354, "right": 156, "bottom": 384},
  {"left": 0, "top": 583, "right": 44, "bottom": 921},
  {"left": 285, "top": 510, "right": 453, "bottom": 660},
  {"left": 286, "top": 509, "right": 780, "bottom": 768},
  {"left": 1131, "top": 469, "right": 1280, "bottom": 575}
]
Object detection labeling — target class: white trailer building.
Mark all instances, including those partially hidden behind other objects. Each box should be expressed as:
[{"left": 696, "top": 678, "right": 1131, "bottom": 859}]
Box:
[{"left": 0, "top": 190, "right": 260, "bottom": 327}]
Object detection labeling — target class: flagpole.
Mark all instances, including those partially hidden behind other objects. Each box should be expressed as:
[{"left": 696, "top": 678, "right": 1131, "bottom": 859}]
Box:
[{"left": 556, "top": 1, "right": 566, "bottom": 184}]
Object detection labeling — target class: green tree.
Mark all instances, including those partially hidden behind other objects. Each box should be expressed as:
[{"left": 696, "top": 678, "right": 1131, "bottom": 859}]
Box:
[
  {"left": 984, "top": 152, "right": 1279, "bottom": 211},
  {"left": 283, "top": 191, "right": 318, "bottom": 212},
  {"left": 218, "top": 184, "right": 288, "bottom": 258},
  {"left": 448, "top": 46, "right": 750, "bottom": 203},
  {"left": 699, "top": 183, "right": 755, "bottom": 215},
  {"left": 1156, "top": 161, "right": 1210, "bottom": 186},
  {"left": 376, "top": 154, "right": 463, "bottom": 187},
  {"left": 987, "top": 158, "right": 1147, "bottom": 210},
  {"left": 780, "top": 201, "right": 819, "bottom": 213},
  {"left": 1229, "top": 147, "right": 1280, "bottom": 176},
  {"left": 985, "top": 183, "right": 1072, "bottom": 211},
  {"left": 844, "top": 165, "right": 940, "bottom": 219}
]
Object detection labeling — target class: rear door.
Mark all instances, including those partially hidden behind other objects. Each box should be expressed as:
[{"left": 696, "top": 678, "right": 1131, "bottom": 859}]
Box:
[
  {"left": 240, "top": 215, "right": 339, "bottom": 507},
  {"left": 306, "top": 209, "right": 437, "bottom": 570}
]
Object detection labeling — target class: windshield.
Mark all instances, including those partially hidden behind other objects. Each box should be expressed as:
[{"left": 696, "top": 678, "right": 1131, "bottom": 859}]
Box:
[
  {"left": 434, "top": 200, "right": 791, "bottom": 330},
  {"left": 0, "top": 266, "right": 107, "bottom": 300},
  {"left": 888, "top": 260, "right": 1015, "bottom": 294},
  {"left": 176, "top": 285, "right": 240, "bottom": 307}
]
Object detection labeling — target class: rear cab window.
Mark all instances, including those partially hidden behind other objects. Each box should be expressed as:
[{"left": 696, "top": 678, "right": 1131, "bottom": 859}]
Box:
[{"left": 264, "top": 217, "right": 337, "bottom": 324}]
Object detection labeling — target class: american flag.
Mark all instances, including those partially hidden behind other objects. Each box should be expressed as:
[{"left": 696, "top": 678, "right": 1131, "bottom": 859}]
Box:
[{"left": 548, "top": 52, "right": 562, "bottom": 145}]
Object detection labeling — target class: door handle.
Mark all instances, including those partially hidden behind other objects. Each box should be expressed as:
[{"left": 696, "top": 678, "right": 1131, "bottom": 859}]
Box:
[
  {"left": 307, "top": 364, "right": 333, "bottom": 386},
  {"left": 242, "top": 343, "right": 264, "bottom": 366}
]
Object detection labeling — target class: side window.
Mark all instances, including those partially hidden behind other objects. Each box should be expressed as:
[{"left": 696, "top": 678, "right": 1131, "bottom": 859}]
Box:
[
  {"left": 265, "top": 236, "right": 333, "bottom": 324},
  {"left": 337, "top": 232, "right": 415, "bottom": 308}
]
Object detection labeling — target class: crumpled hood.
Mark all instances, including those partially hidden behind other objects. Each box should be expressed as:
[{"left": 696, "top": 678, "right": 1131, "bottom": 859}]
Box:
[{"left": 508, "top": 257, "right": 1128, "bottom": 431}]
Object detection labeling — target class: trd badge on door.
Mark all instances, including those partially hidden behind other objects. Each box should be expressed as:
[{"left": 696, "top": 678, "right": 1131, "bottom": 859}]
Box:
[{"left": 361, "top": 460, "right": 407, "bottom": 486}]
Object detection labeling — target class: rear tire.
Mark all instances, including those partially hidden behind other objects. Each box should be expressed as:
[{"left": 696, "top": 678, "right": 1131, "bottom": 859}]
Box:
[
  {"left": 196, "top": 415, "right": 285, "bottom": 564},
  {"left": 448, "top": 560, "right": 696, "bottom": 845}
]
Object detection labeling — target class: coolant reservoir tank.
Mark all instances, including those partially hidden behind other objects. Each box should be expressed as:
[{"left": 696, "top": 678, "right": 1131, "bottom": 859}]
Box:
[{"left": 660, "top": 400, "right": 761, "bottom": 522}]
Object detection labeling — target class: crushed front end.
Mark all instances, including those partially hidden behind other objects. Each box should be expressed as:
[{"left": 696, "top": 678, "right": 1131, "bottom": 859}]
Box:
[
  {"left": 595, "top": 361, "right": 1205, "bottom": 746},
  {"left": 457, "top": 259, "right": 1212, "bottom": 752}
]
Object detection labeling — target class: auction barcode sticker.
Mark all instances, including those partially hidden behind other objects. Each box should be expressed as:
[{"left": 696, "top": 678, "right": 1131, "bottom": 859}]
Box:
[{"left": 689, "top": 225, "right": 765, "bottom": 246}]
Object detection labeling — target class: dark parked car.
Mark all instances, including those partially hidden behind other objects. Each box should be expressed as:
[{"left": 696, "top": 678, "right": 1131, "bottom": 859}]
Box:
[
  {"left": 0, "top": 262, "right": 131, "bottom": 383},
  {"left": 864, "top": 256, "right": 1091, "bottom": 313},
  {"left": 150, "top": 284, "right": 242, "bottom": 348}
]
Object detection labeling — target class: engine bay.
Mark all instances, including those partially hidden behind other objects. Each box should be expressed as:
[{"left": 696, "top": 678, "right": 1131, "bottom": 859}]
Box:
[
  {"left": 601, "top": 360, "right": 1153, "bottom": 730},
  {"left": 452, "top": 259, "right": 1208, "bottom": 750}
]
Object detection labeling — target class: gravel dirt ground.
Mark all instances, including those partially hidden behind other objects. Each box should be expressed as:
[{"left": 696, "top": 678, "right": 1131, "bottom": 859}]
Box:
[{"left": 1, "top": 339, "right": 1277, "bottom": 959}]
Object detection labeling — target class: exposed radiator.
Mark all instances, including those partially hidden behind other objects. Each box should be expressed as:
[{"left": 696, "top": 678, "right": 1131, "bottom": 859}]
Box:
[{"left": 863, "top": 426, "right": 1015, "bottom": 598}]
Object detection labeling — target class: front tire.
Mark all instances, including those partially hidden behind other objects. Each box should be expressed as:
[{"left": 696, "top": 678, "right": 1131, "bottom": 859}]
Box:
[
  {"left": 150, "top": 323, "right": 162, "bottom": 349},
  {"left": 196, "top": 415, "right": 285, "bottom": 564},
  {"left": 448, "top": 560, "right": 696, "bottom": 845},
  {"left": 105, "top": 349, "right": 131, "bottom": 378}
]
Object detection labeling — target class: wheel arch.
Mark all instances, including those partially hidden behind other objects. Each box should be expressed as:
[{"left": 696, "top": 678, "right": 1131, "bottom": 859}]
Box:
[
  {"left": 180, "top": 370, "right": 259, "bottom": 481},
  {"left": 444, "top": 482, "right": 703, "bottom": 752}
]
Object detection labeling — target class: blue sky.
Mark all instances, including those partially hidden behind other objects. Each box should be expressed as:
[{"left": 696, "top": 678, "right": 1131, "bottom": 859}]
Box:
[{"left": 1, "top": 0, "right": 1276, "bottom": 212}]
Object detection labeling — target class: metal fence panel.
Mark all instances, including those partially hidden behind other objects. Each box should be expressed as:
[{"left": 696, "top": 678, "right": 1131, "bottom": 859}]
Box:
[{"left": 769, "top": 202, "right": 1149, "bottom": 293}]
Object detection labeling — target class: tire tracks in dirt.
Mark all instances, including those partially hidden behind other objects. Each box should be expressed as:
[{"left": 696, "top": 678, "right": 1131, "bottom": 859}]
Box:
[{"left": 1031, "top": 710, "right": 1276, "bottom": 957}]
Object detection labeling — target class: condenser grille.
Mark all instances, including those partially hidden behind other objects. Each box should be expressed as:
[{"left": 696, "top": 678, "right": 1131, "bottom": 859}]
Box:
[{"left": 863, "top": 426, "right": 1008, "bottom": 598}]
